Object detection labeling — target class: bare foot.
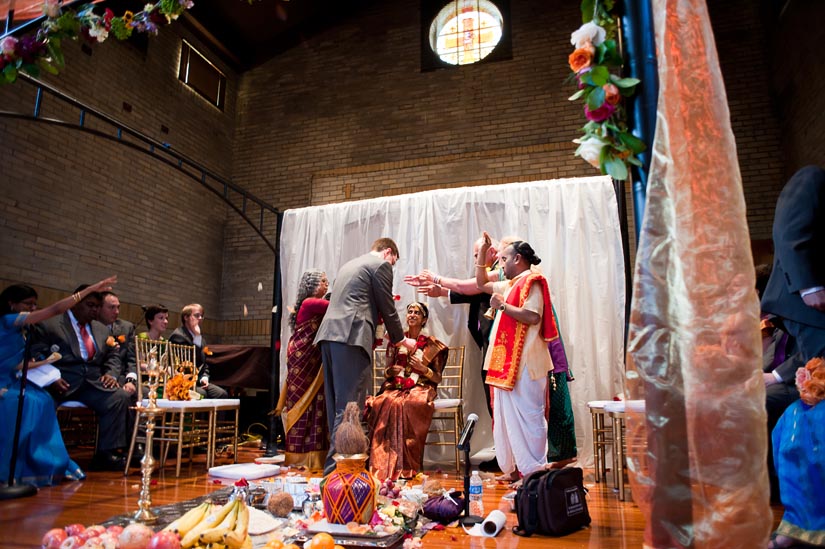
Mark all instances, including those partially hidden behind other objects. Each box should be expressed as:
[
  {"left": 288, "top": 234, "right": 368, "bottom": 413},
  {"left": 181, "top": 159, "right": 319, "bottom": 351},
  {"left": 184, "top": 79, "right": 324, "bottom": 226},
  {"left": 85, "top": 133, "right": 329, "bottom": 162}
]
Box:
[
  {"left": 546, "top": 457, "right": 577, "bottom": 470},
  {"left": 496, "top": 471, "right": 520, "bottom": 482}
]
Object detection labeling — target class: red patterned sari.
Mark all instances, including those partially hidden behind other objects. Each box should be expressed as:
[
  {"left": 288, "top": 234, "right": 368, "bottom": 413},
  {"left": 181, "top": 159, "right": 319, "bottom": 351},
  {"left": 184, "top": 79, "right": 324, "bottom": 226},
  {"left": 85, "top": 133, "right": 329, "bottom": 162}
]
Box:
[
  {"left": 366, "top": 334, "right": 448, "bottom": 480},
  {"left": 283, "top": 298, "right": 329, "bottom": 468}
]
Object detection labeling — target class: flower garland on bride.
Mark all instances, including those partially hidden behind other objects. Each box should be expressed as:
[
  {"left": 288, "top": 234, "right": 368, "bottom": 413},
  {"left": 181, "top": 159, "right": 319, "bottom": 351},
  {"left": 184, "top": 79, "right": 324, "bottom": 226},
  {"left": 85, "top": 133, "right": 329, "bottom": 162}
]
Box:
[
  {"left": 0, "top": 0, "right": 194, "bottom": 85},
  {"left": 569, "top": 0, "right": 645, "bottom": 181}
]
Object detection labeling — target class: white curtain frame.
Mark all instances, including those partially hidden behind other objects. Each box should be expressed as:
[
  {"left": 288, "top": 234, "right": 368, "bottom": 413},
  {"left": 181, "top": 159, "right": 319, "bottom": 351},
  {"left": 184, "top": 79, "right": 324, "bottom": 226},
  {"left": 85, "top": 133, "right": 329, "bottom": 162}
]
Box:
[{"left": 278, "top": 176, "right": 626, "bottom": 467}]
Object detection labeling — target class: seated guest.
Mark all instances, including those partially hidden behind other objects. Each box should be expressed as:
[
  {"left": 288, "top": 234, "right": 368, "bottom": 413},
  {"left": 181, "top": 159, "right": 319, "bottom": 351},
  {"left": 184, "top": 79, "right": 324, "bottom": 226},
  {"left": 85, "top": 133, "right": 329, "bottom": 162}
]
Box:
[
  {"left": 168, "top": 304, "right": 228, "bottom": 399},
  {"left": 98, "top": 291, "right": 137, "bottom": 395},
  {"left": 0, "top": 280, "right": 113, "bottom": 485},
  {"left": 769, "top": 357, "right": 825, "bottom": 549},
  {"left": 138, "top": 304, "right": 169, "bottom": 342},
  {"left": 366, "top": 302, "right": 448, "bottom": 480},
  {"left": 279, "top": 270, "right": 330, "bottom": 468},
  {"left": 29, "top": 280, "right": 135, "bottom": 472}
]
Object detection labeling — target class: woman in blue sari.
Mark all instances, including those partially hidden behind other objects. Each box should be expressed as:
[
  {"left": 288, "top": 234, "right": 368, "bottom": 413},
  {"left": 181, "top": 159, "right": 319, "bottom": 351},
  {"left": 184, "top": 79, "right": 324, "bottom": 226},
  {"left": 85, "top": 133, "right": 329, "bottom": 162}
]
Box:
[
  {"left": 770, "top": 357, "right": 825, "bottom": 548},
  {"left": 0, "top": 277, "right": 115, "bottom": 487}
]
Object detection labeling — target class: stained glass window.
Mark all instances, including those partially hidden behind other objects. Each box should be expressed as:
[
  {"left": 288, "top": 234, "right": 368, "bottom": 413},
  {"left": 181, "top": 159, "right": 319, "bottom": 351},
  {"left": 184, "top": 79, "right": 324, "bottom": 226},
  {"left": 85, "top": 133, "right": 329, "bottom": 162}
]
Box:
[{"left": 429, "top": 0, "right": 504, "bottom": 66}]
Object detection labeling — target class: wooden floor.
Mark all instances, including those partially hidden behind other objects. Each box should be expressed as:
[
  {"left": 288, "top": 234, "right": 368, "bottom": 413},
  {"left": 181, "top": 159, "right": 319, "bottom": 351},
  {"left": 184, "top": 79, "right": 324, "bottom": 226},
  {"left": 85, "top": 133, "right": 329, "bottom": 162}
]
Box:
[{"left": 0, "top": 445, "right": 781, "bottom": 548}]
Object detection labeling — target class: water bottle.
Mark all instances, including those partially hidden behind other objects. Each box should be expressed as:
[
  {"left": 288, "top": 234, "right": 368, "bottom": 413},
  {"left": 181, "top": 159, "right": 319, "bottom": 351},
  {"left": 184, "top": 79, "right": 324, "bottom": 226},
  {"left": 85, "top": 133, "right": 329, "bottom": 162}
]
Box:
[{"left": 469, "top": 470, "right": 484, "bottom": 516}]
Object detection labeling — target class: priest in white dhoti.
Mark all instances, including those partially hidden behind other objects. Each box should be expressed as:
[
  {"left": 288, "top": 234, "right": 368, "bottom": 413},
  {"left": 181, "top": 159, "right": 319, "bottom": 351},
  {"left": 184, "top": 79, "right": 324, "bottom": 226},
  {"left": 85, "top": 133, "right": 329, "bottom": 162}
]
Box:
[{"left": 475, "top": 233, "right": 558, "bottom": 481}]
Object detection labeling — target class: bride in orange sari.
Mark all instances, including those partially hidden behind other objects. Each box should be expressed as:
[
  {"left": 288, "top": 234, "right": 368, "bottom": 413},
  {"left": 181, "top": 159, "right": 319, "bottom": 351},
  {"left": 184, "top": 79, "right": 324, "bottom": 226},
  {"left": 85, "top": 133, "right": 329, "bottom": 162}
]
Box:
[{"left": 367, "top": 302, "right": 448, "bottom": 480}]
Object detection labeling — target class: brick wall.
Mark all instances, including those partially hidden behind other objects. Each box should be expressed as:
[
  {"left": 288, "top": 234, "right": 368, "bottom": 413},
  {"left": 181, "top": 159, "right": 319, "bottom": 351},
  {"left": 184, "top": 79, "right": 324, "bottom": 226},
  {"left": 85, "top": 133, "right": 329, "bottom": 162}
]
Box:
[
  {"left": 1, "top": 0, "right": 812, "bottom": 347},
  {"left": 0, "top": 22, "right": 237, "bottom": 336},
  {"left": 767, "top": 0, "right": 825, "bottom": 175}
]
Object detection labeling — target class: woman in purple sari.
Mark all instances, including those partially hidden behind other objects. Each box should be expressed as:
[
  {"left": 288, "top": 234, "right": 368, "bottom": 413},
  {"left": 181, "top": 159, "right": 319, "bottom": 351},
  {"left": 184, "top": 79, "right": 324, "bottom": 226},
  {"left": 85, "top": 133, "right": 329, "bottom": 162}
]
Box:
[{"left": 280, "top": 270, "right": 329, "bottom": 468}]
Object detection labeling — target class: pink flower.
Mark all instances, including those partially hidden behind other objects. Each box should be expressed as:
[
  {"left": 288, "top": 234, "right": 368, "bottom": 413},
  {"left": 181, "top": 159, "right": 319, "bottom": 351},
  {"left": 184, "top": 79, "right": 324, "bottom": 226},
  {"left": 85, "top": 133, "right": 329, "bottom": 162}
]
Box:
[{"left": 584, "top": 102, "right": 616, "bottom": 122}]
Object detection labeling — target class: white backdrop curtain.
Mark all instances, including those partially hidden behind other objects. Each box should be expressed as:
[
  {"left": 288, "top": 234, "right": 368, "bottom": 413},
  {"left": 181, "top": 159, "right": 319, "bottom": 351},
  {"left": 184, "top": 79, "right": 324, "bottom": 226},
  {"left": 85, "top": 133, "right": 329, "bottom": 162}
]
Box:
[{"left": 278, "top": 176, "right": 626, "bottom": 467}]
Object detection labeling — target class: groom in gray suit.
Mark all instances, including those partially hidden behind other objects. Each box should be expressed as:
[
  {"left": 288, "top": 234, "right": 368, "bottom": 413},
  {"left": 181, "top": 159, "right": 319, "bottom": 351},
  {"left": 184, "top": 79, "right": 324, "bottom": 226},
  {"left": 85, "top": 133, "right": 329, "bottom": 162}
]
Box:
[{"left": 315, "top": 237, "right": 417, "bottom": 473}]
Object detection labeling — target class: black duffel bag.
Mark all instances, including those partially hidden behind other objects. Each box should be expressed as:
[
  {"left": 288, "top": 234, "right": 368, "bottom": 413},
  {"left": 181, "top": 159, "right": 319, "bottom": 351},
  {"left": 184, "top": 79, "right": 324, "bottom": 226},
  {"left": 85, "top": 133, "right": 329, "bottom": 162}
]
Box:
[{"left": 513, "top": 467, "right": 591, "bottom": 537}]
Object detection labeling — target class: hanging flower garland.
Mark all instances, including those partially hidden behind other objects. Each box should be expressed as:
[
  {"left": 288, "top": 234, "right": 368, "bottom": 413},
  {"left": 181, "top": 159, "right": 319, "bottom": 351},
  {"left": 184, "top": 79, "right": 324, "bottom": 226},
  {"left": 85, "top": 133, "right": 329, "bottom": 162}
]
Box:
[
  {"left": 569, "top": 0, "right": 645, "bottom": 181},
  {"left": 0, "top": 0, "right": 194, "bottom": 85}
]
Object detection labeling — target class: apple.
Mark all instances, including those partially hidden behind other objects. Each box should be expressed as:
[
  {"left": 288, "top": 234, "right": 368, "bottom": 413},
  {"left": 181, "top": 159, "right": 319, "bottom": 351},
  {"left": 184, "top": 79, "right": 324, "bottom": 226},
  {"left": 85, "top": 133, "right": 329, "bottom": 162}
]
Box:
[
  {"left": 147, "top": 531, "right": 181, "bottom": 549},
  {"left": 42, "top": 528, "right": 67, "bottom": 549},
  {"left": 64, "top": 525, "right": 86, "bottom": 537},
  {"left": 118, "top": 523, "right": 155, "bottom": 549}
]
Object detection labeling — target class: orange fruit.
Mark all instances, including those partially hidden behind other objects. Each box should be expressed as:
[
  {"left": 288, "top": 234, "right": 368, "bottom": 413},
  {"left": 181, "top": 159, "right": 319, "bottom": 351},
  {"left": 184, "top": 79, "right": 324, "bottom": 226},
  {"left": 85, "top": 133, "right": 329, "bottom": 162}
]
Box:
[
  {"left": 334, "top": 545, "right": 345, "bottom": 549},
  {"left": 309, "top": 532, "right": 336, "bottom": 549},
  {"left": 265, "top": 541, "right": 285, "bottom": 549},
  {"left": 283, "top": 545, "right": 301, "bottom": 549}
]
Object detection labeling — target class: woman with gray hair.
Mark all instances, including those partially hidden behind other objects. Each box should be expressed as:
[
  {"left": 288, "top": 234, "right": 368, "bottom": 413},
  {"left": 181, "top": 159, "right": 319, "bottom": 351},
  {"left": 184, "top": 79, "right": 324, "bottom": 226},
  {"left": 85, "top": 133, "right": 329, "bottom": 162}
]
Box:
[{"left": 279, "top": 269, "right": 330, "bottom": 467}]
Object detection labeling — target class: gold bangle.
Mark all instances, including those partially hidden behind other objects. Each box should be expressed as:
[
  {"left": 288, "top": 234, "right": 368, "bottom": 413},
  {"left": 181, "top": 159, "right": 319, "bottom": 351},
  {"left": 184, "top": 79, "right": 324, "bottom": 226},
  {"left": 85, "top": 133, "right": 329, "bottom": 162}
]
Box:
[
  {"left": 72, "top": 292, "right": 81, "bottom": 303},
  {"left": 475, "top": 264, "right": 487, "bottom": 268}
]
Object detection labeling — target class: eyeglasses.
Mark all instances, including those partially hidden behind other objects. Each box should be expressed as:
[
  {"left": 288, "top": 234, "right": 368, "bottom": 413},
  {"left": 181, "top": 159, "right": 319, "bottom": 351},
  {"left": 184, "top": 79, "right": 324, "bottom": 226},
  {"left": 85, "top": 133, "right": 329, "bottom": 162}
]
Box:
[{"left": 193, "top": 313, "right": 205, "bottom": 319}]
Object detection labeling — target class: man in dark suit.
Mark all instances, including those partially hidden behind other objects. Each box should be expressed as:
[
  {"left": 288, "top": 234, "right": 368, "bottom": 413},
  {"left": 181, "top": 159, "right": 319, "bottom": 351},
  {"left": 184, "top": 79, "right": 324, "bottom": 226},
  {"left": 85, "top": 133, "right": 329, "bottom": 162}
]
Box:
[
  {"left": 761, "top": 165, "right": 825, "bottom": 500},
  {"left": 99, "top": 291, "right": 137, "bottom": 393},
  {"left": 315, "top": 237, "right": 416, "bottom": 474},
  {"left": 168, "top": 303, "right": 229, "bottom": 399},
  {"left": 33, "top": 287, "right": 133, "bottom": 470}
]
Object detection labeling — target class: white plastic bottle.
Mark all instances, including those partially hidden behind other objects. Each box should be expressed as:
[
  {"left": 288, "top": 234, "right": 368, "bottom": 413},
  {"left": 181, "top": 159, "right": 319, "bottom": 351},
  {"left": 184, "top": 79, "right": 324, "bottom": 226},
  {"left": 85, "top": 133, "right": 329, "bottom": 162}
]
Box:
[{"left": 469, "top": 470, "right": 484, "bottom": 516}]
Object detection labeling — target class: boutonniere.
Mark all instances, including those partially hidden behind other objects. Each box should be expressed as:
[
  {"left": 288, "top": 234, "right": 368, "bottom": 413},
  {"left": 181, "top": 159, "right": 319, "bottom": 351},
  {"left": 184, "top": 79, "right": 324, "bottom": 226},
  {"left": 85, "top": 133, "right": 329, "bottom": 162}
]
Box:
[
  {"left": 203, "top": 346, "right": 213, "bottom": 356},
  {"left": 117, "top": 334, "right": 126, "bottom": 344},
  {"left": 106, "top": 336, "right": 117, "bottom": 347}
]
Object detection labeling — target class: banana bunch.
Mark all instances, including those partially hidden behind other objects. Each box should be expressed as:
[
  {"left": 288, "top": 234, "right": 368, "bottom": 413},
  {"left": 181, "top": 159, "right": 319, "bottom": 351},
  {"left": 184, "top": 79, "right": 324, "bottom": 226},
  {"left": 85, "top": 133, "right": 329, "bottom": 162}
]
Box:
[{"left": 162, "top": 498, "right": 251, "bottom": 549}]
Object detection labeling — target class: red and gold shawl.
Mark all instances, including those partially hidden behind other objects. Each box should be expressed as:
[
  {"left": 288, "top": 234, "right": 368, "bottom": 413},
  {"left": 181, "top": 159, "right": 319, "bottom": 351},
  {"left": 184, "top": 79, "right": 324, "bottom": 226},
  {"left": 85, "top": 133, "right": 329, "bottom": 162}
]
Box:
[{"left": 486, "top": 272, "right": 558, "bottom": 391}]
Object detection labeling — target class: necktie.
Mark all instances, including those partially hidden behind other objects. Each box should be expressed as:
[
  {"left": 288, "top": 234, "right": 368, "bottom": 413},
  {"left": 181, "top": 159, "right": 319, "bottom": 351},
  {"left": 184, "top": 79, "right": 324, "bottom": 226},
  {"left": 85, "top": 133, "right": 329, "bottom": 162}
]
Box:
[{"left": 79, "top": 324, "right": 96, "bottom": 360}]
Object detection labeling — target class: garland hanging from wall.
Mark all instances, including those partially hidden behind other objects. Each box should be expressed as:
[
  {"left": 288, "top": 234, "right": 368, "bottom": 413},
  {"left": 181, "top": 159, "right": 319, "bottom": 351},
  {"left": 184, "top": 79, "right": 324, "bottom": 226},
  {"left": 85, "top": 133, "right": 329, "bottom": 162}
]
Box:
[
  {"left": 569, "top": 0, "right": 645, "bottom": 181},
  {"left": 0, "top": 0, "right": 194, "bottom": 85}
]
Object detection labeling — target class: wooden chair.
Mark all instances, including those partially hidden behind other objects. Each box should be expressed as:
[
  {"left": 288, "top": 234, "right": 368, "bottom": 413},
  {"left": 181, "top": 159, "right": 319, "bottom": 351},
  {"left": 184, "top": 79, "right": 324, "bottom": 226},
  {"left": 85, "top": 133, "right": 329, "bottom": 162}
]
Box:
[
  {"left": 587, "top": 400, "right": 615, "bottom": 483},
  {"left": 57, "top": 401, "right": 98, "bottom": 451},
  {"left": 426, "top": 346, "right": 465, "bottom": 473},
  {"left": 125, "top": 338, "right": 215, "bottom": 477}
]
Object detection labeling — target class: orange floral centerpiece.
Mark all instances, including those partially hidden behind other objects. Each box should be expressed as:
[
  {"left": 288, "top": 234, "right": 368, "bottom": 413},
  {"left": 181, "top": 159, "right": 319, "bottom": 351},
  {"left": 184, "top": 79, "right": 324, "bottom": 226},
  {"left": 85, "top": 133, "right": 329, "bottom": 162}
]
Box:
[{"left": 165, "top": 373, "right": 195, "bottom": 401}]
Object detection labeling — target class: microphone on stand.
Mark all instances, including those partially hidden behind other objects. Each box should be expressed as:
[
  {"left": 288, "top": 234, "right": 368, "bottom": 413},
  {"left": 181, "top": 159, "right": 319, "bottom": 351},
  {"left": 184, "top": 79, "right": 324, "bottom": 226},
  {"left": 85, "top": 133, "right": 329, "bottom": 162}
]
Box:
[
  {"left": 456, "top": 413, "right": 478, "bottom": 451},
  {"left": 456, "top": 413, "right": 482, "bottom": 526}
]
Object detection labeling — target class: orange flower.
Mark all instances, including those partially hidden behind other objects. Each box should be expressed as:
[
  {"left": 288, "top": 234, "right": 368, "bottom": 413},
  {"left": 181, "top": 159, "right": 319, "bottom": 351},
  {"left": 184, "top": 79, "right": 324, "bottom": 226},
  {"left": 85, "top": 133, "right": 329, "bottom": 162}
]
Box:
[
  {"left": 203, "top": 346, "right": 213, "bottom": 356},
  {"left": 106, "top": 336, "right": 117, "bottom": 347},
  {"left": 165, "top": 373, "right": 194, "bottom": 401},
  {"left": 568, "top": 43, "right": 595, "bottom": 73},
  {"left": 603, "top": 83, "right": 621, "bottom": 105},
  {"left": 117, "top": 334, "right": 126, "bottom": 343}
]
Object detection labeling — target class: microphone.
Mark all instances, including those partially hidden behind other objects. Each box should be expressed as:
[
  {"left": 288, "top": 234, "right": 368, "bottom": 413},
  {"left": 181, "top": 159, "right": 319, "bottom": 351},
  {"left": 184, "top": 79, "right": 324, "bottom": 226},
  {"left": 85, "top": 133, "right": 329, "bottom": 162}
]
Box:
[
  {"left": 456, "top": 413, "right": 479, "bottom": 451},
  {"left": 50, "top": 344, "right": 60, "bottom": 354}
]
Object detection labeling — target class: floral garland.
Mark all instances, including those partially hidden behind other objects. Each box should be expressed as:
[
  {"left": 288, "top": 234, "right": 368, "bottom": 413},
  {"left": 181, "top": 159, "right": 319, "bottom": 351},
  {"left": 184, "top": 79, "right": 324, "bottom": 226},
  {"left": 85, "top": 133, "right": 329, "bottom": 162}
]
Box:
[
  {"left": 569, "top": 0, "right": 645, "bottom": 181},
  {"left": 0, "top": 0, "right": 194, "bottom": 85},
  {"left": 391, "top": 335, "right": 428, "bottom": 390}
]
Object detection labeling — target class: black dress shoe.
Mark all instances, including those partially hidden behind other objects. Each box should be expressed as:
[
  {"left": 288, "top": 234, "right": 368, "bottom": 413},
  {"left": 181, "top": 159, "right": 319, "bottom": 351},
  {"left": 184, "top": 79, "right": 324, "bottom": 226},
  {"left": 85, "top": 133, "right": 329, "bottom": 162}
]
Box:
[{"left": 90, "top": 451, "right": 127, "bottom": 471}]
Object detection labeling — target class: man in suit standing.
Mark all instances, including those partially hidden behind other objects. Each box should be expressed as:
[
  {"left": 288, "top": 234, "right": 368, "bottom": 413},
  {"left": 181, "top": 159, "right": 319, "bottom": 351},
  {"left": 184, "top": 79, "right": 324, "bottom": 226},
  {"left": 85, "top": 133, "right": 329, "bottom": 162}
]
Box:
[
  {"left": 168, "top": 303, "right": 229, "bottom": 399},
  {"left": 33, "top": 286, "right": 133, "bottom": 470},
  {"left": 760, "top": 165, "right": 825, "bottom": 500},
  {"left": 315, "top": 237, "right": 416, "bottom": 474},
  {"left": 99, "top": 291, "right": 137, "bottom": 394}
]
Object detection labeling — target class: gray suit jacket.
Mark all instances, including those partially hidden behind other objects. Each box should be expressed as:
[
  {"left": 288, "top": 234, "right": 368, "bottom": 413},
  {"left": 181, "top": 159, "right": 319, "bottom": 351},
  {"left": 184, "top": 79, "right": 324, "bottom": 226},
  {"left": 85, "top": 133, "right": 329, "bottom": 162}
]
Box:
[
  {"left": 32, "top": 313, "right": 122, "bottom": 397},
  {"left": 761, "top": 165, "right": 825, "bottom": 329},
  {"left": 109, "top": 318, "right": 136, "bottom": 384},
  {"left": 314, "top": 252, "right": 405, "bottom": 356}
]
